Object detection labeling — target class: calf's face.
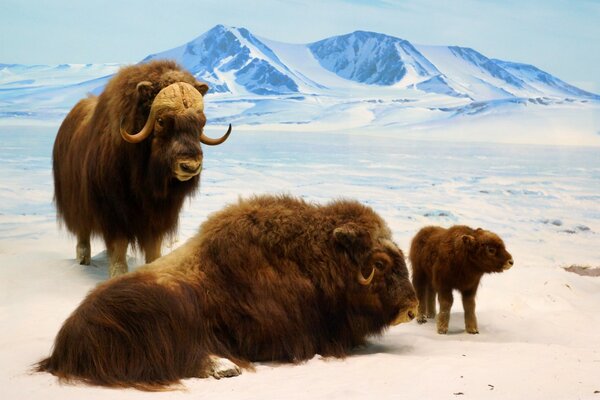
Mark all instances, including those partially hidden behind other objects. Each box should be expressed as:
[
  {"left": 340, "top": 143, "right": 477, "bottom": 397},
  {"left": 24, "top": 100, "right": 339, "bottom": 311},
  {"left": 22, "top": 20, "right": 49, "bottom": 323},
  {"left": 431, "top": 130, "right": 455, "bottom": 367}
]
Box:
[{"left": 462, "top": 229, "right": 514, "bottom": 273}]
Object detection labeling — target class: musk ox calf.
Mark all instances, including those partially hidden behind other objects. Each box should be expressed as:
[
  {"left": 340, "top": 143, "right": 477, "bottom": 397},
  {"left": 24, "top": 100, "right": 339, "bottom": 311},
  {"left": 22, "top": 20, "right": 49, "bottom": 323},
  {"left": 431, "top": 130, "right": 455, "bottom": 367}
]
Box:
[
  {"left": 36, "top": 195, "right": 418, "bottom": 390},
  {"left": 409, "top": 225, "right": 513, "bottom": 334},
  {"left": 53, "top": 60, "right": 231, "bottom": 277}
]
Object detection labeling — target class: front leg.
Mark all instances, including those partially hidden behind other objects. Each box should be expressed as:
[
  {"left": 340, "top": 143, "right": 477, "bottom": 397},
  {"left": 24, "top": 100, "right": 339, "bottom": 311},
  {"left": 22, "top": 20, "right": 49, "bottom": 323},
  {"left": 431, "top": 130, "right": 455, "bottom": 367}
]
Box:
[
  {"left": 76, "top": 232, "right": 91, "bottom": 265},
  {"left": 462, "top": 289, "right": 479, "bottom": 334},
  {"left": 436, "top": 288, "right": 453, "bottom": 334},
  {"left": 201, "top": 355, "right": 242, "bottom": 379},
  {"left": 107, "top": 238, "right": 128, "bottom": 278},
  {"left": 143, "top": 236, "right": 162, "bottom": 264}
]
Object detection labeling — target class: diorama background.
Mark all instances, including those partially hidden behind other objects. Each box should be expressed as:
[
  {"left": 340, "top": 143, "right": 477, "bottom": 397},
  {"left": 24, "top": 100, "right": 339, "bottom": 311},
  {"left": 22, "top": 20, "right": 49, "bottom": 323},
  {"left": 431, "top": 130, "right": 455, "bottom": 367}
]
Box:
[{"left": 1, "top": 1, "right": 599, "bottom": 399}]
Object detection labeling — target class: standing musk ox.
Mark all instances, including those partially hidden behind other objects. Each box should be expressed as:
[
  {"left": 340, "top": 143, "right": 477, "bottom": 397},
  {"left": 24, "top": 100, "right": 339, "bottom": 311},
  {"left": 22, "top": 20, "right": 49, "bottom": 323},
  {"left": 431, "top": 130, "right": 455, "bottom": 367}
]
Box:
[
  {"left": 36, "top": 195, "right": 419, "bottom": 390},
  {"left": 52, "top": 60, "right": 231, "bottom": 277},
  {"left": 409, "top": 225, "right": 514, "bottom": 334}
]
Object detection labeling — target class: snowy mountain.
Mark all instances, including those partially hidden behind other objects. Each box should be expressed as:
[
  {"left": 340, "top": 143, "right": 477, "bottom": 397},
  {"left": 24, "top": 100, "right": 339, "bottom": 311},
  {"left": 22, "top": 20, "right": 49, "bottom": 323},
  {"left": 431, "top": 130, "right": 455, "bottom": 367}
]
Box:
[
  {"left": 143, "top": 25, "right": 303, "bottom": 95},
  {"left": 140, "top": 26, "right": 598, "bottom": 102},
  {"left": 308, "top": 31, "right": 439, "bottom": 86},
  {"left": 0, "top": 63, "right": 119, "bottom": 89},
  {"left": 1, "top": 25, "right": 598, "bottom": 143}
]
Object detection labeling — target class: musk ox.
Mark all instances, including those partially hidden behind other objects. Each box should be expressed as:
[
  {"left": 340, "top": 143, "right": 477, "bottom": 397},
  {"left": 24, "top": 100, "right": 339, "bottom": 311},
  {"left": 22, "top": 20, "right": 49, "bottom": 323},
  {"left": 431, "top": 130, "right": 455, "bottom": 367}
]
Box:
[
  {"left": 36, "top": 195, "right": 418, "bottom": 390},
  {"left": 53, "top": 60, "right": 231, "bottom": 277},
  {"left": 409, "top": 225, "right": 513, "bottom": 334}
]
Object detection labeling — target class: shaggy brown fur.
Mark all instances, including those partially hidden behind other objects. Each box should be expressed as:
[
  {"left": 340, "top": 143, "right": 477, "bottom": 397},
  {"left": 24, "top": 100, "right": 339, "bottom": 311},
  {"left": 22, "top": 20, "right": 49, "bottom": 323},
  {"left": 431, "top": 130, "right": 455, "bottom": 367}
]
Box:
[
  {"left": 409, "top": 225, "right": 513, "bottom": 334},
  {"left": 53, "top": 60, "right": 228, "bottom": 277},
  {"left": 36, "top": 195, "right": 418, "bottom": 390}
]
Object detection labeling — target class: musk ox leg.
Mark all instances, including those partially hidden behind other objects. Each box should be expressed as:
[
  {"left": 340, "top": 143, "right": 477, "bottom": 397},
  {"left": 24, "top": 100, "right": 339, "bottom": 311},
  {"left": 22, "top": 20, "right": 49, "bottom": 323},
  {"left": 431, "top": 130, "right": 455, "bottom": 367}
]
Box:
[
  {"left": 107, "top": 238, "right": 128, "bottom": 277},
  {"left": 461, "top": 289, "right": 479, "bottom": 334},
  {"left": 426, "top": 283, "right": 437, "bottom": 319},
  {"left": 143, "top": 237, "right": 162, "bottom": 264},
  {"left": 202, "top": 356, "right": 242, "bottom": 379},
  {"left": 76, "top": 233, "right": 91, "bottom": 265},
  {"left": 436, "top": 289, "right": 454, "bottom": 334}
]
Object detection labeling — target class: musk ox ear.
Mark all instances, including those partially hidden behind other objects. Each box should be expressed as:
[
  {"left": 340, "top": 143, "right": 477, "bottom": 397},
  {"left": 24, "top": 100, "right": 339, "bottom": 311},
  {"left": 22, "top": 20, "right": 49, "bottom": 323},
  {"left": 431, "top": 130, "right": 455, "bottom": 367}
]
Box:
[
  {"left": 461, "top": 234, "right": 476, "bottom": 247},
  {"left": 136, "top": 81, "right": 154, "bottom": 101},
  {"left": 194, "top": 81, "right": 209, "bottom": 96},
  {"left": 333, "top": 223, "right": 370, "bottom": 251}
]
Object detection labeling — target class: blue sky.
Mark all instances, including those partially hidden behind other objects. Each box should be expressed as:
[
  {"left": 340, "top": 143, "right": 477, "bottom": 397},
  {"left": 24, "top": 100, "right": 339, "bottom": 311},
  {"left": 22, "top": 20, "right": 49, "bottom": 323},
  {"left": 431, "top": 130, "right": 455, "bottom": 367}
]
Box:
[{"left": 1, "top": 0, "right": 598, "bottom": 92}]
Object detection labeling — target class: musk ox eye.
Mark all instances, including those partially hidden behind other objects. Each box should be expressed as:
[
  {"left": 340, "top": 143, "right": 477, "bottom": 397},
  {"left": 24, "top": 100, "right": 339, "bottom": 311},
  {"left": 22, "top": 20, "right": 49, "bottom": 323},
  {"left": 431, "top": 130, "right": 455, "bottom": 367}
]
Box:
[
  {"left": 486, "top": 246, "right": 497, "bottom": 256},
  {"left": 156, "top": 118, "right": 164, "bottom": 127},
  {"left": 374, "top": 260, "right": 385, "bottom": 270}
]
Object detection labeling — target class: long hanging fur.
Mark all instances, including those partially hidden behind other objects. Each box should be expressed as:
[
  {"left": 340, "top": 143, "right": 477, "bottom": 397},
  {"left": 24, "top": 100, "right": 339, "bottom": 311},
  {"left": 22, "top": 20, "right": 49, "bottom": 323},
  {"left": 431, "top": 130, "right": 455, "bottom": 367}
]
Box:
[
  {"left": 36, "top": 195, "right": 418, "bottom": 390},
  {"left": 52, "top": 60, "right": 206, "bottom": 253}
]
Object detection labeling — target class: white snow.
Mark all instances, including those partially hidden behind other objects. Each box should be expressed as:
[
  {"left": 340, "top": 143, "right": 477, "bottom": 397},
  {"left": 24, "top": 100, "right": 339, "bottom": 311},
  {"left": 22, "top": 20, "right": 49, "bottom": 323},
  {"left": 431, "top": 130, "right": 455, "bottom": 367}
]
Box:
[{"left": 1, "top": 125, "right": 599, "bottom": 399}]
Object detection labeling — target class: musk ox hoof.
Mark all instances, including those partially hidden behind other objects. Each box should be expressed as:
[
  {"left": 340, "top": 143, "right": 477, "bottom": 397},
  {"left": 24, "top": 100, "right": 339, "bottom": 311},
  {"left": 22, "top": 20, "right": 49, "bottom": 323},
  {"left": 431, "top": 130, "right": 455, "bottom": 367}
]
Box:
[
  {"left": 109, "top": 262, "right": 128, "bottom": 278},
  {"left": 76, "top": 245, "right": 91, "bottom": 265},
  {"left": 466, "top": 328, "right": 479, "bottom": 334},
  {"left": 417, "top": 315, "right": 427, "bottom": 324},
  {"left": 437, "top": 327, "right": 448, "bottom": 334},
  {"left": 208, "top": 356, "right": 241, "bottom": 379}
]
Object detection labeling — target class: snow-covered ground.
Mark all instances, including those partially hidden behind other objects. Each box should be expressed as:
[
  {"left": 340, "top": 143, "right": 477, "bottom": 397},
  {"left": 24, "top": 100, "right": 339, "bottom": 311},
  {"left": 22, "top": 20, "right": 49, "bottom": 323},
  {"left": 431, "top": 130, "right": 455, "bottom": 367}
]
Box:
[{"left": 1, "top": 123, "right": 599, "bottom": 399}]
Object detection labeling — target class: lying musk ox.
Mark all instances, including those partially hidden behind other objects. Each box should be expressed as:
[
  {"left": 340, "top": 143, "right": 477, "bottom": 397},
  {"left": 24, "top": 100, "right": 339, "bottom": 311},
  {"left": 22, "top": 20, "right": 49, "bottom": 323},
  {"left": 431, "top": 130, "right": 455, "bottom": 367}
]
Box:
[
  {"left": 53, "top": 60, "right": 231, "bottom": 277},
  {"left": 409, "top": 225, "right": 514, "bottom": 334},
  {"left": 36, "top": 195, "right": 418, "bottom": 390}
]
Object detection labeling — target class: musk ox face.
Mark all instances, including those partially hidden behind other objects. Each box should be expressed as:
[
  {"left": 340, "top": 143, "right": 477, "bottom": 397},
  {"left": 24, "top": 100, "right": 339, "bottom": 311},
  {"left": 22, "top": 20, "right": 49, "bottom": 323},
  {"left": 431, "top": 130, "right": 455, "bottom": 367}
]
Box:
[
  {"left": 334, "top": 223, "right": 418, "bottom": 326},
  {"left": 120, "top": 81, "right": 232, "bottom": 182},
  {"left": 462, "top": 229, "right": 514, "bottom": 273},
  {"left": 150, "top": 108, "right": 205, "bottom": 182}
]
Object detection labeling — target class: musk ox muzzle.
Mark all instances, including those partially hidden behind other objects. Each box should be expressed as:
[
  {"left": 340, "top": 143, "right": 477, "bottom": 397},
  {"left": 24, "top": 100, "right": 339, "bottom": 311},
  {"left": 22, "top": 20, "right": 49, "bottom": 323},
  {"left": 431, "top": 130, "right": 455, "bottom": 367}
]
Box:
[{"left": 120, "top": 82, "right": 232, "bottom": 146}]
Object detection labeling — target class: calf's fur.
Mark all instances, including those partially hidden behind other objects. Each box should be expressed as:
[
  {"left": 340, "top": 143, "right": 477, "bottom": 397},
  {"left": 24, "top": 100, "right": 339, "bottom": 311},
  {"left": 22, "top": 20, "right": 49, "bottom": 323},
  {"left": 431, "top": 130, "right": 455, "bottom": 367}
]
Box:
[{"left": 409, "top": 225, "right": 513, "bottom": 334}]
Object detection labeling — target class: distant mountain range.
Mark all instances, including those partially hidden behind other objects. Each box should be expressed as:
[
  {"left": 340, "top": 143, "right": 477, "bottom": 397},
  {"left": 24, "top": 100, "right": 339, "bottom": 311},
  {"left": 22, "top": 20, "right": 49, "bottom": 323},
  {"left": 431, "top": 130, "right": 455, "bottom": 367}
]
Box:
[
  {"left": 140, "top": 24, "right": 598, "bottom": 101},
  {"left": 1, "top": 25, "right": 598, "bottom": 141}
]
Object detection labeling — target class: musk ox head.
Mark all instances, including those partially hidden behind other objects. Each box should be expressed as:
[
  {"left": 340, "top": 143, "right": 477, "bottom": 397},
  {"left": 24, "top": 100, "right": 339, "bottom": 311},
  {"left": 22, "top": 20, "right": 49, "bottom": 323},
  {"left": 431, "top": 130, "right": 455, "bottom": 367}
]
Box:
[
  {"left": 333, "top": 223, "right": 418, "bottom": 326},
  {"left": 120, "top": 81, "right": 231, "bottom": 182},
  {"left": 461, "top": 228, "right": 514, "bottom": 273}
]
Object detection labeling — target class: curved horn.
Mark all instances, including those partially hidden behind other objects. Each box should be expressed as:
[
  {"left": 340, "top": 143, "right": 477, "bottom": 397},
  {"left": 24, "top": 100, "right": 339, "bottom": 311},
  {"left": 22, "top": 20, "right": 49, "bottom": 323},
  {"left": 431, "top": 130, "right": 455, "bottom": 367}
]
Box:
[
  {"left": 200, "top": 124, "right": 232, "bottom": 146},
  {"left": 357, "top": 267, "right": 375, "bottom": 286},
  {"left": 120, "top": 112, "right": 155, "bottom": 144}
]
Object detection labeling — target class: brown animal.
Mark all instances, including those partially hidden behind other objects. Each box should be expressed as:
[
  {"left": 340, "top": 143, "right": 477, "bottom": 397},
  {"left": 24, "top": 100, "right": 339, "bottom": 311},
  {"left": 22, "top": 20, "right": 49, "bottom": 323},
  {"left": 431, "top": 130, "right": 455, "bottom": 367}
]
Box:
[
  {"left": 36, "top": 195, "right": 418, "bottom": 390},
  {"left": 52, "top": 60, "right": 231, "bottom": 277},
  {"left": 409, "top": 225, "right": 513, "bottom": 334}
]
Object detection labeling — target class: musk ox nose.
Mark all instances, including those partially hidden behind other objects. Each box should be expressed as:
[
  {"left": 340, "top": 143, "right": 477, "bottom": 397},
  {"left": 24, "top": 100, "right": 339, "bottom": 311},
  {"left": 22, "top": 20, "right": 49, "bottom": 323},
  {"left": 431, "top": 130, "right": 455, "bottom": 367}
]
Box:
[
  {"left": 503, "top": 258, "right": 515, "bottom": 270},
  {"left": 179, "top": 161, "right": 201, "bottom": 174},
  {"left": 174, "top": 159, "right": 202, "bottom": 181},
  {"left": 391, "top": 302, "right": 419, "bottom": 326}
]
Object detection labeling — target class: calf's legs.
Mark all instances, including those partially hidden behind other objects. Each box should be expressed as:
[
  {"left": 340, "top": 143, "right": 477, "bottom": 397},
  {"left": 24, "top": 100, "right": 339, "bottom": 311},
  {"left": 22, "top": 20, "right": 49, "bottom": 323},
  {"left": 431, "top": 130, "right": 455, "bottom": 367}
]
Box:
[
  {"left": 436, "top": 289, "right": 453, "bottom": 334},
  {"left": 412, "top": 271, "right": 428, "bottom": 323},
  {"left": 462, "top": 289, "right": 479, "bottom": 334},
  {"left": 426, "top": 282, "right": 437, "bottom": 319}
]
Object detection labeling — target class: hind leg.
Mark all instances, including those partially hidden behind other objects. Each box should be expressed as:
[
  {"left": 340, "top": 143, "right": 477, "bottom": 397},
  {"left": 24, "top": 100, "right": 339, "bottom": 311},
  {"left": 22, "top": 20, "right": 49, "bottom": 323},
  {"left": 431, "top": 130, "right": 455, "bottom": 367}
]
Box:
[
  {"left": 412, "top": 270, "right": 428, "bottom": 324},
  {"left": 143, "top": 236, "right": 162, "bottom": 264},
  {"left": 426, "top": 282, "right": 437, "bottom": 319},
  {"left": 107, "top": 238, "right": 128, "bottom": 278},
  {"left": 76, "top": 232, "right": 91, "bottom": 265}
]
